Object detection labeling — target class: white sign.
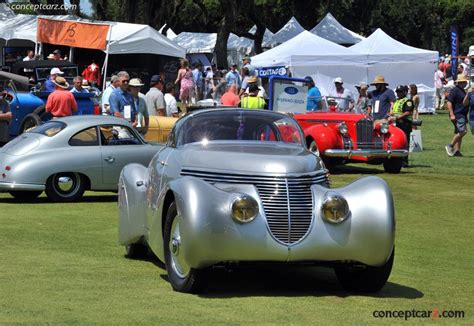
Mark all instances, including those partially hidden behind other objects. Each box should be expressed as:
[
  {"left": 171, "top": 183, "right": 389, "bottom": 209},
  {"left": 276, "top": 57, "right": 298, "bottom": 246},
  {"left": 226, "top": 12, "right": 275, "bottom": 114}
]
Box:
[{"left": 272, "top": 81, "right": 308, "bottom": 113}]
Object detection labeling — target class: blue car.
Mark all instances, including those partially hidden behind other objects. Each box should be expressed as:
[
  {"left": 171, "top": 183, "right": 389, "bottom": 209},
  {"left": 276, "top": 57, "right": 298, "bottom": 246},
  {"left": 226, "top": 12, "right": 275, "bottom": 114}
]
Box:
[{"left": 3, "top": 60, "right": 99, "bottom": 139}]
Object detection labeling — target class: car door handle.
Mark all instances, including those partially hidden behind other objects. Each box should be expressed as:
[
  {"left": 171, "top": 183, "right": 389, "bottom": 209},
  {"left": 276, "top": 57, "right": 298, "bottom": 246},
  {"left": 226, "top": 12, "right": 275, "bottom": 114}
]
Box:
[{"left": 104, "top": 156, "right": 115, "bottom": 163}]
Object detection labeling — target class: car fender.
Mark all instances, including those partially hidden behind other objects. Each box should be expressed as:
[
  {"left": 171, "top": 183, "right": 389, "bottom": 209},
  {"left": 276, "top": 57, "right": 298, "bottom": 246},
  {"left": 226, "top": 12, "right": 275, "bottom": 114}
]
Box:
[
  {"left": 118, "top": 163, "right": 148, "bottom": 245},
  {"left": 291, "top": 175, "right": 395, "bottom": 266},
  {"left": 387, "top": 125, "right": 407, "bottom": 149},
  {"left": 305, "top": 124, "right": 341, "bottom": 153}
]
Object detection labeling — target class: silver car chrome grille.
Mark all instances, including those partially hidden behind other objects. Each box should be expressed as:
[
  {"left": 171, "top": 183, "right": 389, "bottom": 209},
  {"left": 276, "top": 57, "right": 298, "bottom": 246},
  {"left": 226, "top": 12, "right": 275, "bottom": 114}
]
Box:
[
  {"left": 356, "top": 119, "right": 382, "bottom": 149},
  {"left": 181, "top": 169, "right": 328, "bottom": 245}
]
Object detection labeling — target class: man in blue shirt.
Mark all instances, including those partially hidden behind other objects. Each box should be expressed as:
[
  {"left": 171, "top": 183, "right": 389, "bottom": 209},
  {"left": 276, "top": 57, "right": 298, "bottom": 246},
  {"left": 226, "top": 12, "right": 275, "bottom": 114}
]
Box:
[
  {"left": 225, "top": 64, "right": 241, "bottom": 90},
  {"left": 305, "top": 76, "right": 322, "bottom": 111},
  {"left": 445, "top": 75, "right": 469, "bottom": 156},
  {"left": 368, "top": 75, "right": 396, "bottom": 120},
  {"left": 109, "top": 71, "right": 137, "bottom": 126},
  {"left": 44, "top": 68, "right": 64, "bottom": 92}
]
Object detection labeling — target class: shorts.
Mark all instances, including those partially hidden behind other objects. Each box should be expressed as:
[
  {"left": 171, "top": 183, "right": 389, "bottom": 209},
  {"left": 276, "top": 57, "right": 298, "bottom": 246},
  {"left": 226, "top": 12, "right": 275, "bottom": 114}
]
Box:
[{"left": 453, "top": 114, "right": 467, "bottom": 134}]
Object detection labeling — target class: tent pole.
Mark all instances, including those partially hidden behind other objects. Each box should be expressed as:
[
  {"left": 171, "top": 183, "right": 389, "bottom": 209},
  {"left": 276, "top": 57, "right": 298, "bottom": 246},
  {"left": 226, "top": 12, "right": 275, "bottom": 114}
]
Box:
[
  {"left": 102, "top": 24, "right": 112, "bottom": 92},
  {"left": 69, "top": 47, "right": 74, "bottom": 62}
]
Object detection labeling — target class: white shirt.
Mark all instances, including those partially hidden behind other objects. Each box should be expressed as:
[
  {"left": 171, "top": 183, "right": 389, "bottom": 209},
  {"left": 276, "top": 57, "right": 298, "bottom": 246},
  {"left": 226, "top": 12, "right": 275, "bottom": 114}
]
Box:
[
  {"left": 23, "top": 56, "right": 33, "bottom": 72},
  {"left": 328, "top": 87, "right": 354, "bottom": 110},
  {"left": 434, "top": 70, "right": 444, "bottom": 89},
  {"left": 164, "top": 93, "right": 178, "bottom": 117},
  {"left": 101, "top": 85, "right": 116, "bottom": 113}
]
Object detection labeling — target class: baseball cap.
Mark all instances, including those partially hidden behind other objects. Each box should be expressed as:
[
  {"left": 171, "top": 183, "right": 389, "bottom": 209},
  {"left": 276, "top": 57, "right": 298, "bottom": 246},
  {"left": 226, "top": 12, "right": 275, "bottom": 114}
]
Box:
[
  {"left": 53, "top": 49, "right": 61, "bottom": 54},
  {"left": 334, "top": 77, "right": 343, "bottom": 84},
  {"left": 50, "top": 68, "right": 64, "bottom": 75},
  {"left": 395, "top": 85, "right": 407, "bottom": 92},
  {"left": 150, "top": 74, "right": 163, "bottom": 85}
]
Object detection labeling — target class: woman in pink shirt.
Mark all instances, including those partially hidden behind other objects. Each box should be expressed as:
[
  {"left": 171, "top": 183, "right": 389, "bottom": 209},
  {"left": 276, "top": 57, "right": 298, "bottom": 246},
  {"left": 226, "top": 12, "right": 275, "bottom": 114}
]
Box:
[{"left": 175, "top": 59, "right": 195, "bottom": 107}]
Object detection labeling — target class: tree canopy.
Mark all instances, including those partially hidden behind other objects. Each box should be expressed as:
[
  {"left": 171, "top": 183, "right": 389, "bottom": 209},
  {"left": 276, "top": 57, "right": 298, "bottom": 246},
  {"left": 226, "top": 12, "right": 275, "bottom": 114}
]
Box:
[{"left": 11, "top": 0, "right": 474, "bottom": 68}]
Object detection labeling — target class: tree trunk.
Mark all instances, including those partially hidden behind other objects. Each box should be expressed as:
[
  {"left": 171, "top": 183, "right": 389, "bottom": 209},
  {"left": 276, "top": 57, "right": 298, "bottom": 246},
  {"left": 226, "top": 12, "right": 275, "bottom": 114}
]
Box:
[
  {"left": 253, "top": 23, "right": 265, "bottom": 54},
  {"left": 215, "top": 19, "right": 230, "bottom": 69}
]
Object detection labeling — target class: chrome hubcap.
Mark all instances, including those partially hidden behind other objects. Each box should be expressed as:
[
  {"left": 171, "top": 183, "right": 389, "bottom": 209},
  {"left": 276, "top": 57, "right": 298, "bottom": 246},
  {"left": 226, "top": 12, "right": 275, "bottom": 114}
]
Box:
[
  {"left": 169, "top": 216, "right": 190, "bottom": 278},
  {"left": 57, "top": 176, "right": 73, "bottom": 192}
]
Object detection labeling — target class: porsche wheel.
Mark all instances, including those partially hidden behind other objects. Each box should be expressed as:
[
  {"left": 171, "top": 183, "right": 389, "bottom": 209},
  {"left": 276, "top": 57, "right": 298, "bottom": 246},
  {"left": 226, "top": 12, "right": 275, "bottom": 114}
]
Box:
[
  {"left": 9, "top": 190, "right": 42, "bottom": 201},
  {"left": 164, "top": 202, "right": 206, "bottom": 293},
  {"left": 383, "top": 158, "right": 403, "bottom": 173},
  {"left": 45, "top": 172, "right": 86, "bottom": 202},
  {"left": 335, "top": 248, "right": 394, "bottom": 293}
]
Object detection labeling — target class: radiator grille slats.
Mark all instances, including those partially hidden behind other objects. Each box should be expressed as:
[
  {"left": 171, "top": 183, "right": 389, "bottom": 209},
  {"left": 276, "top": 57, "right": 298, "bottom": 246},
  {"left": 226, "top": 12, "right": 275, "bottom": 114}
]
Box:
[
  {"left": 181, "top": 169, "right": 329, "bottom": 245},
  {"left": 356, "top": 118, "right": 383, "bottom": 149}
]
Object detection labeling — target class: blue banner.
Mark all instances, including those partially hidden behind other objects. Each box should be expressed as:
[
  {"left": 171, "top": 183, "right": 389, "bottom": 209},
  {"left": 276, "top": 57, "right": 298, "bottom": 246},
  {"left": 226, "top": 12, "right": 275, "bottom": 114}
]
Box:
[
  {"left": 450, "top": 25, "right": 458, "bottom": 81},
  {"left": 256, "top": 66, "right": 287, "bottom": 78}
]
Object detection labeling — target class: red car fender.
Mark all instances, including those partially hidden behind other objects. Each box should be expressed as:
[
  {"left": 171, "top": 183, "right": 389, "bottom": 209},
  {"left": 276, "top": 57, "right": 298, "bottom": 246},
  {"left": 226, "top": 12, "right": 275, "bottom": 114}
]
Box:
[
  {"left": 386, "top": 125, "right": 407, "bottom": 149},
  {"left": 304, "top": 124, "right": 341, "bottom": 153}
]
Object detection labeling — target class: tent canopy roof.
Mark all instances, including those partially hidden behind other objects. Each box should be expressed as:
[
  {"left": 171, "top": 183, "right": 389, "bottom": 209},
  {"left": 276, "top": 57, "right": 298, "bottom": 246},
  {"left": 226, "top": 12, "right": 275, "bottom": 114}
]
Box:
[
  {"left": 268, "top": 16, "right": 305, "bottom": 47},
  {"left": 349, "top": 28, "right": 438, "bottom": 62},
  {"left": 174, "top": 32, "right": 252, "bottom": 54},
  {"left": 251, "top": 30, "right": 359, "bottom": 67},
  {"left": 310, "top": 13, "right": 364, "bottom": 45},
  {"left": 0, "top": 13, "right": 185, "bottom": 57}
]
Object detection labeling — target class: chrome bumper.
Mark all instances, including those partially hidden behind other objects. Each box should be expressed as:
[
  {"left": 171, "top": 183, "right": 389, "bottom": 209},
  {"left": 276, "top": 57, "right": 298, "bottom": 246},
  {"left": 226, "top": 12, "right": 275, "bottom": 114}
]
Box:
[
  {"left": 324, "top": 149, "right": 408, "bottom": 159},
  {"left": 0, "top": 182, "right": 45, "bottom": 191}
]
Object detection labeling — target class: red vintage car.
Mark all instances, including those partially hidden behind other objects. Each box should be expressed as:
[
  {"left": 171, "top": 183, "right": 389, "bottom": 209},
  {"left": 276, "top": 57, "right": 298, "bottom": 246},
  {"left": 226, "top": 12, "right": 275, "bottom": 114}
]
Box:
[{"left": 293, "top": 106, "right": 408, "bottom": 173}]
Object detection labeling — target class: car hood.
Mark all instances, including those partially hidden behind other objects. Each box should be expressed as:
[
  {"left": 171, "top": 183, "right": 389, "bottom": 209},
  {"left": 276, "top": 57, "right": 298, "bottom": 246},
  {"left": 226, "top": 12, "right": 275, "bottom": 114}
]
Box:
[
  {"left": 1, "top": 133, "right": 42, "bottom": 156},
  {"left": 179, "top": 142, "right": 323, "bottom": 175}
]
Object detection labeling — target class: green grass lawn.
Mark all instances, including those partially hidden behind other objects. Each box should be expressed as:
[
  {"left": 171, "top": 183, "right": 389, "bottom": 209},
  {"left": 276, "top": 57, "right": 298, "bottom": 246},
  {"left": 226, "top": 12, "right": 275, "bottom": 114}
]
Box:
[{"left": 1, "top": 112, "right": 473, "bottom": 324}]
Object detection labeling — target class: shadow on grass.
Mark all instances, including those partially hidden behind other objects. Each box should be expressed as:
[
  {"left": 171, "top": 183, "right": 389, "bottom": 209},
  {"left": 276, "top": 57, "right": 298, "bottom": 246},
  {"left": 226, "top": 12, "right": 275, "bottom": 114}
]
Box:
[
  {"left": 158, "top": 266, "right": 423, "bottom": 299},
  {"left": 0, "top": 194, "right": 117, "bottom": 204}
]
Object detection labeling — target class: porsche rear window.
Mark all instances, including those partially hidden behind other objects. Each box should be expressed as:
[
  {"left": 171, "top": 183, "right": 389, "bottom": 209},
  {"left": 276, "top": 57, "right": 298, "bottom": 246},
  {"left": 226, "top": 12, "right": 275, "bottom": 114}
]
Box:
[{"left": 29, "top": 121, "right": 66, "bottom": 137}]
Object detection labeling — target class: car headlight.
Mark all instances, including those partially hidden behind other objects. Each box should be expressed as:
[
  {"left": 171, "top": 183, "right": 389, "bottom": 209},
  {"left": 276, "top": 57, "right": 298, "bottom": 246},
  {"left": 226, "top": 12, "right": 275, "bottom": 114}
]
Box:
[
  {"left": 321, "top": 192, "right": 349, "bottom": 224},
  {"left": 380, "top": 122, "right": 389, "bottom": 134},
  {"left": 231, "top": 194, "right": 259, "bottom": 223},
  {"left": 338, "top": 122, "right": 348, "bottom": 135}
]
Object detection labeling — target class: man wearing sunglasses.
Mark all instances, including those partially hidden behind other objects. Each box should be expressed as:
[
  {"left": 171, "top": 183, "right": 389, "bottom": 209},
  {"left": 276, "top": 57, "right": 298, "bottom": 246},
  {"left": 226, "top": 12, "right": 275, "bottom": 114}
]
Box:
[{"left": 109, "top": 71, "right": 138, "bottom": 126}]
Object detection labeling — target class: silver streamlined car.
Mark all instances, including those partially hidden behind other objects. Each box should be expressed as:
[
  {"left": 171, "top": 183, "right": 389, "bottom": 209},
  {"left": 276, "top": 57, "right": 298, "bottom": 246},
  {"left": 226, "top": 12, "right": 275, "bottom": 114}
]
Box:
[
  {"left": 118, "top": 109, "right": 395, "bottom": 293},
  {"left": 0, "top": 115, "right": 161, "bottom": 202}
]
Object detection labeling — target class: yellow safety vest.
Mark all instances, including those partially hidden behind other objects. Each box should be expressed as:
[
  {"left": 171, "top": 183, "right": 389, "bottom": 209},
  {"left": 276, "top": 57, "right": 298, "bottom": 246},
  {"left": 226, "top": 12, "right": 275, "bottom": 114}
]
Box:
[
  {"left": 392, "top": 98, "right": 413, "bottom": 121},
  {"left": 241, "top": 96, "right": 265, "bottom": 109}
]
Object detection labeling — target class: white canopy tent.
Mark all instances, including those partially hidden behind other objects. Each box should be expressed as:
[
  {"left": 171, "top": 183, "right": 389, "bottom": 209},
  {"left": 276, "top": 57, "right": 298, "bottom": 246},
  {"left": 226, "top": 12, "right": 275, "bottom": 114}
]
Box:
[
  {"left": 266, "top": 16, "right": 305, "bottom": 47},
  {"left": 310, "top": 13, "right": 365, "bottom": 45},
  {"left": 251, "top": 30, "right": 361, "bottom": 68},
  {"left": 158, "top": 24, "right": 177, "bottom": 40},
  {"left": 349, "top": 28, "right": 439, "bottom": 112},
  {"left": 0, "top": 13, "right": 185, "bottom": 58},
  {"left": 174, "top": 32, "right": 253, "bottom": 66}
]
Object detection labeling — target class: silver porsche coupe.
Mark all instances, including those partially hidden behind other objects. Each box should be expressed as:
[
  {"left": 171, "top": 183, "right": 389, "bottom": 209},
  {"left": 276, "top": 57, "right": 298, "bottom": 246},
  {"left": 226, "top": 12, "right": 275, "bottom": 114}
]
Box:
[
  {"left": 118, "top": 109, "right": 395, "bottom": 293},
  {"left": 0, "top": 115, "right": 160, "bottom": 201}
]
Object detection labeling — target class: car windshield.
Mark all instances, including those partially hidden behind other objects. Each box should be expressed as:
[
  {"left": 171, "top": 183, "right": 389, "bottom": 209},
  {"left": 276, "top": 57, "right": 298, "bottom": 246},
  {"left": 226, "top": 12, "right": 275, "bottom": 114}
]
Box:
[
  {"left": 29, "top": 121, "right": 66, "bottom": 137},
  {"left": 36, "top": 66, "right": 78, "bottom": 82},
  {"left": 176, "top": 110, "right": 304, "bottom": 147}
]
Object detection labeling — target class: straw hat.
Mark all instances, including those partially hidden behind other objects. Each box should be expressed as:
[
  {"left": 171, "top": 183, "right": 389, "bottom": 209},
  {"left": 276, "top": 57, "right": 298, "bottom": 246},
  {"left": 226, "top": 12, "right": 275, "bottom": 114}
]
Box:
[
  {"left": 81, "top": 79, "right": 91, "bottom": 89},
  {"left": 370, "top": 75, "right": 388, "bottom": 85},
  {"left": 129, "top": 78, "right": 144, "bottom": 87},
  {"left": 247, "top": 76, "right": 258, "bottom": 84},
  {"left": 46, "top": 53, "right": 55, "bottom": 60},
  {"left": 52, "top": 76, "right": 69, "bottom": 89},
  {"left": 454, "top": 74, "right": 469, "bottom": 83}
]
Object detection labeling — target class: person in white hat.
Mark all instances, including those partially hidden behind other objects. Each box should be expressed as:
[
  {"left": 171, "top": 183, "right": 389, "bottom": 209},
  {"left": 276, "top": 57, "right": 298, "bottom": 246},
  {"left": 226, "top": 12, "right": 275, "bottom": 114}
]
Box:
[
  {"left": 328, "top": 77, "right": 354, "bottom": 111},
  {"left": 445, "top": 74, "right": 470, "bottom": 157},
  {"left": 44, "top": 67, "right": 64, "bottom": 92},
  {"left": 128, "top": 78, "right": 149, "bottom": 134}
]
